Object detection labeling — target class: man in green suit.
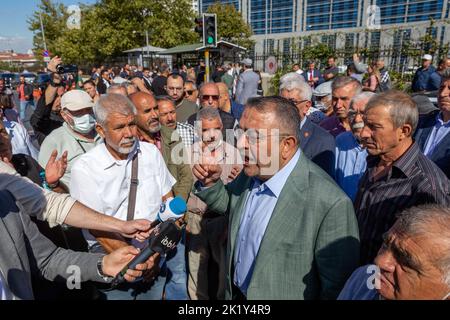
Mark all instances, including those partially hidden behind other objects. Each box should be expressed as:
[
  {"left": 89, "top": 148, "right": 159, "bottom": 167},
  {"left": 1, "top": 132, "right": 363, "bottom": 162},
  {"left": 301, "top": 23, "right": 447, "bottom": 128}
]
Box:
[{"left": 193, "top": 96, "right": 360, "bottom": 300}]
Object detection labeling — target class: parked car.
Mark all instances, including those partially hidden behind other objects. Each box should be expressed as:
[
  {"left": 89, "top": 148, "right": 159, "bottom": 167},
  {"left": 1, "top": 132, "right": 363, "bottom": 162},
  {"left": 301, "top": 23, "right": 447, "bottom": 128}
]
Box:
[
  {"left": 36, "top": 72, "right": 51, "bottom": 89},
  {"left": 20, "top": 72, "right": 37, "bottom": 84},
  {"left": 0, "top": 72, "right": 20, "bottom": 89}
]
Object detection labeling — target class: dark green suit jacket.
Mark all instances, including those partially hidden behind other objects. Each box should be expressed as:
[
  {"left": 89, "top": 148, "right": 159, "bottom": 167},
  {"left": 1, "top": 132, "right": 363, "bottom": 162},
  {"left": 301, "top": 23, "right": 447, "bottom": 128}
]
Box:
[
  {"left": 195, "top": 152, "right": 360, "bottom": 300},
  {"left": 160, "top": 125, "right": 193, "bottom": 201}
]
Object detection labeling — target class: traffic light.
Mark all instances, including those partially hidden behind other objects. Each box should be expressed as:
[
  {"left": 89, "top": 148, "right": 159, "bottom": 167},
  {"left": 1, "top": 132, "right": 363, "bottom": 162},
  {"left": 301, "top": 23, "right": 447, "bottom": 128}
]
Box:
[
  {"left": 194, "top": 16, "right": 203, "bottom": 39},
  {"left": 203, "top": 13, "right": 217, "bottom": 48}
]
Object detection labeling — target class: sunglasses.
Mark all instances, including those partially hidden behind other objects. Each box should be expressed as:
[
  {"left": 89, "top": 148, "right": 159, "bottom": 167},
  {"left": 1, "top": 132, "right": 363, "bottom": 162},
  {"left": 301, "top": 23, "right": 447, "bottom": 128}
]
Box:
[
  {"left": 201, "top": 95, "right": 220, "bottom": 101},
  {"left": 185, "top": 90, "right": 195, "bottom": 95}
]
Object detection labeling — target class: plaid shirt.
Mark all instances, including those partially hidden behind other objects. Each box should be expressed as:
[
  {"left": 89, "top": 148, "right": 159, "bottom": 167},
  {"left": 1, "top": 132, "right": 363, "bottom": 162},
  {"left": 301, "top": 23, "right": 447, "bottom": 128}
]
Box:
[
  {"left": 176, "top": 121, "right": 194, "bottom": 148},
  {"left": 380, "top": 70, "right": 390, "bottom": 84}
]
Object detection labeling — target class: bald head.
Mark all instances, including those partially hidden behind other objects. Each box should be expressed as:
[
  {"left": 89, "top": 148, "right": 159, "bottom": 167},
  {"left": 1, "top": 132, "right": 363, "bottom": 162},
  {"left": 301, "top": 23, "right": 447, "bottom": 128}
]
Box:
[
  {"left": 107, "top": 84, "right": 128, "bottom": 96},
  {"left": 217, "top": 82, "right": 229, "bottom": 96},
  {"left": 199, "top": 82, "right": 220, "bottom": 108},
  {"left": 129, "top": 92, "right": 161, "bottom": 134},
  {"left": 216, "top": 82, "right": 231, "bottom": 112},
  {"left": 130, "top": 91, "right": 155, "bottom": 108}
]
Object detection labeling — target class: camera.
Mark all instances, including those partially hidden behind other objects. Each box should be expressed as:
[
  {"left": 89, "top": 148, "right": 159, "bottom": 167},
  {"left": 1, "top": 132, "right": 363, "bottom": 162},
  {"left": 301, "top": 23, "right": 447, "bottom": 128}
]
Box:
[{"left": 56, "top": 64, "right": 78, "bottom": 74}]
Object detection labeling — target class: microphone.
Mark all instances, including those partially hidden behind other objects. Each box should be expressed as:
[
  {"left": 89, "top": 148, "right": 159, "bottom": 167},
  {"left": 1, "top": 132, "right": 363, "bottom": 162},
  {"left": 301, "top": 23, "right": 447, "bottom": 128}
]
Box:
[
  {"left": 111, "top": 219, "right": 185, "bottom": 287},
  {"left": 149, "top": 196, "right": 187, "bottom": 229},
  {"left": 110, "top": 197, "right": 187, "bottom": 287}
]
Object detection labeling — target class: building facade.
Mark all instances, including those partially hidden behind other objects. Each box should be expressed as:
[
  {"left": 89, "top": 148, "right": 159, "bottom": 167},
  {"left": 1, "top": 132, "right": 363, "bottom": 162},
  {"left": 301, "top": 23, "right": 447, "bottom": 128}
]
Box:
[{"left": 199, "top": 0, "right": 450, "bottom": 69}]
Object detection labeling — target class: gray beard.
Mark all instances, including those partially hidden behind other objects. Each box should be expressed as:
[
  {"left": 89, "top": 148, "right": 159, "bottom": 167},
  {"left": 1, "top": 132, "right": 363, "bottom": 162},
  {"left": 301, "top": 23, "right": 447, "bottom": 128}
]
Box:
[{"left": 148, "top": 122, "right": 162, "bottom": 133}]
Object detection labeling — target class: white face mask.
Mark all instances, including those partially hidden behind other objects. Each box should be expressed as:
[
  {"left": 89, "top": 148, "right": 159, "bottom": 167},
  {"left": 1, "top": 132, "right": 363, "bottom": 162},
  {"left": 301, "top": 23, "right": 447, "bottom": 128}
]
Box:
[
  {"left": 315, "top": 101, "right": 326, "bottom": 111},
  {"left": 70, "top": 113, "right": 96, "bottom": 134}
]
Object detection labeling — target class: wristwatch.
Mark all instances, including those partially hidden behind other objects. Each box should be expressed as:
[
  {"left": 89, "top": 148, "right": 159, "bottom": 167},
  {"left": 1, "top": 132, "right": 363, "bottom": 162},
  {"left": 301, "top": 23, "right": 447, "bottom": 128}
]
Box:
[
  {"left": 47, "top": 180, "right": 60, "bottom": 189},
  {"left": 97, "top": 257, "right": 113, "bottom": 281}
]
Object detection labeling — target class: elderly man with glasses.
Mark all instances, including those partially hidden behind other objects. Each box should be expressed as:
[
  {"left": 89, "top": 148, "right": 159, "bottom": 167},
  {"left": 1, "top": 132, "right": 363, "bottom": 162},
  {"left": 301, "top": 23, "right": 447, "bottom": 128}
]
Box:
[
  {"left": 192, "top": 96, "right": 359, "bottom": 300},
  {"left": 335, "top": 92, "right": 373, "bottom": 201},
  {"left": 184, "top": 80, "right": 199, "bottom": 106},
  {"left": 280, "top": 76, "right": 336, "bottom": 178},
  {"left": 187, "top": 82, "right": 236, "bottom": 140}
]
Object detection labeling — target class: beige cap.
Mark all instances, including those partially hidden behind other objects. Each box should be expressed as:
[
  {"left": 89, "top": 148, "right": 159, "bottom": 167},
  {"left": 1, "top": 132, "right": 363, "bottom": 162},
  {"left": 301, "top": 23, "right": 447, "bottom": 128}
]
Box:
[{"left": 61, "top": 90, "right": 94, "bottom": 111}]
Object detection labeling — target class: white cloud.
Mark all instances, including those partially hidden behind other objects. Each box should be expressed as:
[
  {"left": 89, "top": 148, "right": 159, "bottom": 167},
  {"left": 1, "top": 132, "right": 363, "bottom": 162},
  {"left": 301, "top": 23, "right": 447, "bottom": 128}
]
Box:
[{"left": 0, "top": 35, "right": 33, "bottom": 53}]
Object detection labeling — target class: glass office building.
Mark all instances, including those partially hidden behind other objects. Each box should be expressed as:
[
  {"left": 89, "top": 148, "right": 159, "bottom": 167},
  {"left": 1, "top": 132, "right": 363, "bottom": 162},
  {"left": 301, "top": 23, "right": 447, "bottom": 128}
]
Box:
[
  {"left": 306, "top": 0, "right": 359, "bottom": 31},
  {"left": 200, "top": 0, "right": 240, "bottom": 13},
  {"left": 198, "top": 0, "right": 449, "bottom": 54}
]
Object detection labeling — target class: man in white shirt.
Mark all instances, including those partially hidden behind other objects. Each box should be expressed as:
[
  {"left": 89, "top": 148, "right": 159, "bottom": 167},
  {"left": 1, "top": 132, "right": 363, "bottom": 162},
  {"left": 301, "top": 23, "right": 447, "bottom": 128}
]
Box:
[{"left": 70, "top": 93, "right": 176, "bottom": 300}]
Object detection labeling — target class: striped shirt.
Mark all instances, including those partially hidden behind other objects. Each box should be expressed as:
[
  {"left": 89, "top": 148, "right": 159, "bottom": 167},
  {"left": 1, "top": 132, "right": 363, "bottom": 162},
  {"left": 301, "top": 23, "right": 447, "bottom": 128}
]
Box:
[{"left": 355, "top": 142, "right": 450, "bottom": 264}]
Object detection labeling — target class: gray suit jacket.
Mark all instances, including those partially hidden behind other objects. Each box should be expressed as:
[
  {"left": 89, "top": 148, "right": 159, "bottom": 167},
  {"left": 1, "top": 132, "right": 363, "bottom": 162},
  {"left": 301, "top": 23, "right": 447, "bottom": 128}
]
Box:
[
  {"left": 235, "top": 69, "right": 260, "bottom": 105},
  {"left": 195, "top": 152, "right": 360, "bottom": 300},
  {"left": 0, "top": 189, "right": 105, "bottom": 300}
]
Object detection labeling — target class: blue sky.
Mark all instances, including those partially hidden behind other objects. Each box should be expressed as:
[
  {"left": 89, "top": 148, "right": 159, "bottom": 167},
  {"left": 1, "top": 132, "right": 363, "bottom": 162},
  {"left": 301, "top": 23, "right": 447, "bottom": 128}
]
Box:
[{"left": 0, "top": 0, "right": 97, "bottom": 53}]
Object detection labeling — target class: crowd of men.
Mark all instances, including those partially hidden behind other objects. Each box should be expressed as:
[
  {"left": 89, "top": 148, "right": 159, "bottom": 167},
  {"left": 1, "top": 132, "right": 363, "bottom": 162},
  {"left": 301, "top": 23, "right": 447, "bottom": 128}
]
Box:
[{"left": 0, "top": 51, "right": 449, "bottom": 301}]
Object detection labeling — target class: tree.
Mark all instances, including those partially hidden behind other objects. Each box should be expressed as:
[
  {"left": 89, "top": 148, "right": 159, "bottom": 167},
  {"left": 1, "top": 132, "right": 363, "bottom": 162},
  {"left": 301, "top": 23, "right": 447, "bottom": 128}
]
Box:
[
  {"left": 205, "top": 2, "right": 254, "bottom": 50},
  {"left": 28, "top": 0, "right": 198, "bottom": 65},
  {"left": 27, "top": 0, "right": 68, "bottom": 61}
]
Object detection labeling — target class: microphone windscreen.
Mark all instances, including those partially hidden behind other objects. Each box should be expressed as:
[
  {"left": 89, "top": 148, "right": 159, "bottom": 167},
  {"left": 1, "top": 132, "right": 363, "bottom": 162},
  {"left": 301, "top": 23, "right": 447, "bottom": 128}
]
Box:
[{"left": 157, "top": 196, "right": 187, "bottom": 222}]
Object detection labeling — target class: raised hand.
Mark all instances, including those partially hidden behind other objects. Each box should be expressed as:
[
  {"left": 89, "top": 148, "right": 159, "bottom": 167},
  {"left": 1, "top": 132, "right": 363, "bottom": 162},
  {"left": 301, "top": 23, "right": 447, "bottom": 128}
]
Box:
[
  {"left": 45, "top": 150, "right": 68, "bottom": 185},
  {"left": 192, "top": 161, "right": 222, "bottom": 187},
  {"left": 228, "top": 165, "right": 242, "bottom": 181},
  {"left": 47, "top": 56, "right": 63, "bottom": 73}
]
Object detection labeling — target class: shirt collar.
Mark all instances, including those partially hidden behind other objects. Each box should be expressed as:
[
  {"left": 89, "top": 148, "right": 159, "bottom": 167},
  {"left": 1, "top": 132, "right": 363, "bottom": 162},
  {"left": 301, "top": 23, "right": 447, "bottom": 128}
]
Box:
[
  {"left": 102, "top": 140, "right": 140, "bottom": 170},
  {"left": 392, "top": 142, "right": 421, "bottom": 178},
  {"left": 300, "top": 117, "right": 307, "bottom": 129},
  {"left": 437, "top": 112, "right": 450, "bottom": 126},
  {"left": 253, "top": 148, "right": 301, "bottom": 198},
  {"left": 368, "top": 142, "right": 420, "bottom": 179}
]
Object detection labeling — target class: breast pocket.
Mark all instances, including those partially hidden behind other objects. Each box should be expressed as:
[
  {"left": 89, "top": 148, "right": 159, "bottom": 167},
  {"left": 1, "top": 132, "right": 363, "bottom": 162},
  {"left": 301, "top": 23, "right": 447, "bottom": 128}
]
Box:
[{"left": 137, "top": 170, "right": 163, "bottom": 219}]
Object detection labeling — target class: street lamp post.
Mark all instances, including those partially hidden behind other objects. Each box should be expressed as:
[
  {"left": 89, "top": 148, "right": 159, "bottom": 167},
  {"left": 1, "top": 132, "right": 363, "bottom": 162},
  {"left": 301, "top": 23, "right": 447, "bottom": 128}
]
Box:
[
  {"left": 145, "top": 29, "right": 150, "bottom": 63},
  {"left": 141, "top": 8, "right": 152, "bottom": 68},
  {"left": 39, "top": 11, "right": 48, "bottom": 52}
]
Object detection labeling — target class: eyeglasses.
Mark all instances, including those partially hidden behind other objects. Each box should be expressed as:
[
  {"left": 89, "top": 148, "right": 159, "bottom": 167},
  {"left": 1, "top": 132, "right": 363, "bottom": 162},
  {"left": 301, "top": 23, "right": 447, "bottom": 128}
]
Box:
[
  {"left": 348, "top": 109, "right": 363, "bottom": 119},
  {"left": 234, "top": 126, "right": 290, "bottom": 144},
  {"left": 201, "top": 95, "right": 220, "bottom": 101},
  {"left": 287, "top": 98, "right": 309, "bottom": 105},
  {"left": 185, "top": 90, "right": 195, "bottom": 95}
]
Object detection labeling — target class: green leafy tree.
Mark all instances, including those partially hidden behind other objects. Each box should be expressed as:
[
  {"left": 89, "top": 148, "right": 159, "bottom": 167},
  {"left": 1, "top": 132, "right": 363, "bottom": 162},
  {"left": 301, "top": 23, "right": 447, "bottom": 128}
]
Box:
[
  {"left": 27, "top": 0, "right": 68, "bottom": 61},
  {"left": 205, "top": 2, "right": 254, "bottom": 49},
  {"left": 28, "top": 0, "right": 197, "bottom": 64}
]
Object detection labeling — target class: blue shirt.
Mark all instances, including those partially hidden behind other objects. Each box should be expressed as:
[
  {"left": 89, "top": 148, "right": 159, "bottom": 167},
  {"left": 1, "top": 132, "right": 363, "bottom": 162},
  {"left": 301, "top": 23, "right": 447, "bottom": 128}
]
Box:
[
  {"left": 423, "top": 112, "right": 450, "bottom": 157},
  {"left": 233, "top": 149, "right": 301, "bottom": 295},
  {"left": 337, "top": 265, "right": 380, "bottom": 300},
  {"left": 412, "top": 66, "right": 440, "bottom": 92},
  {"left": 335, "top": 131, "right": 368, "bottom": 201},
  {"left": 231, "top": 100, "right": 245, "bottom": 121}
]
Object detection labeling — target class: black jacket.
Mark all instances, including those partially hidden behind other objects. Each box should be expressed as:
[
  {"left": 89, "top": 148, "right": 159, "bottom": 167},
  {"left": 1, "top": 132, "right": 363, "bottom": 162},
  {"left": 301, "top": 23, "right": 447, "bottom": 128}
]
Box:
[
  {"left": 97, "top": 79, "right": 108, "bottom": 95},
  {"left": 414, "top": 110, "right": 450, "bottom": 178},
  {"left": 300, "top": 118, "right": 336, "bottom": 179},
  {"left": 18, "top": 83, "right": 34, "bottom": 101},
  {"left": 30, "top": 95, "right": 64, "bottom": 146}
]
